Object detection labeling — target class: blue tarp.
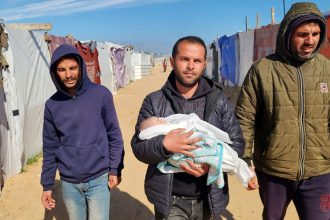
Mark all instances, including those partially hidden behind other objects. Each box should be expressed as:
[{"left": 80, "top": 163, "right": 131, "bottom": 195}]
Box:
[{"left": 218, "top": 34, "right": 238, "bottom": 85}]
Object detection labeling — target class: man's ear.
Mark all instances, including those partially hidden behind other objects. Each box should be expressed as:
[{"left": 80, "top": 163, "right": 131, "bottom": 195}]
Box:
[{"left": 170, "top": 57, "right": 174, "bottom": 68}]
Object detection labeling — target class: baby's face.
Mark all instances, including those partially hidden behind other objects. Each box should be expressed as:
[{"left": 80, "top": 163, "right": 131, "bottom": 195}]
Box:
[{"left": 156, "top": 118, "right": 166, "bottom": 125}]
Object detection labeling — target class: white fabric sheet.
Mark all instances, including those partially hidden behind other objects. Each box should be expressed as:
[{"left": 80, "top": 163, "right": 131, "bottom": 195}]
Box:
[
  {"left": 96, "top": 41, "right": 116, "bottom": 93},
  {"left": 139, "top": 113, "right": 254, "bottom": 187},
  {"left": 1, "top": 27, "right": 23, "bottom": 182},
  {"left": 6, "top": 27, "right": 55, "bottom": 161},
  {"left": 238, "top": 30, "right": 254, "bottom": 86}
]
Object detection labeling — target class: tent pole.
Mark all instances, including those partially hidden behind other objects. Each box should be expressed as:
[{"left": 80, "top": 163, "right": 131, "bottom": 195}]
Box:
[{"left": 245, "top": 16, "right": 248, "bottom": 31}]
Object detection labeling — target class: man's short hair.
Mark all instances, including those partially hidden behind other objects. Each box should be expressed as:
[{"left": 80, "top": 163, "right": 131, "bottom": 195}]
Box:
[
  {"left": 172, "top": 36, "right": 207, "bottom": 60},
  {"left": 55, "top": 54, "right": 80, "bottom": 68}
]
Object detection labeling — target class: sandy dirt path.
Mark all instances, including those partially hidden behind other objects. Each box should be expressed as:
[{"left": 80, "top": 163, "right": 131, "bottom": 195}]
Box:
[{"left": 0, "top": 66, "right": 299, "bottom": 220}]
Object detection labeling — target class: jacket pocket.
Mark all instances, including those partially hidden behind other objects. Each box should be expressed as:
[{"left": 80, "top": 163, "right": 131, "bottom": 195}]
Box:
[
  {"left": 79, "top": 143, "right": 108, "bottom": 176},
  {"left": 56, "top": 145, "right": 77, "bottom": 178}
]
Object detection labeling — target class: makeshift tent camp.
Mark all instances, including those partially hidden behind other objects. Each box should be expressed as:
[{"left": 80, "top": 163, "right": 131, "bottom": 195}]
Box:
[
  {"left": 0, "top": 22, "right": 24, "bottom": 193},
  {"left": 110, "top": 46, "right": 128, "bottom": 88},
  {"left": 0, "top": 22, "right": 153, "bottom": 195},
  {"left": 45, "top": 33, "right": 76, "bottom": 56},
  {"left": 132, "top": 52, "right": 151, "bottom": 80},
  {"left": 106, "top": 41, "right": 136, "bottom": 87},
  {"left": 123, "top": 46, "right": 135, "bottom": 82},
  {"left": 209, "top": 38, "right": 222, "bottom": 84},
  {"left": 153, "top": 56, "right": 169, "bottom": 66},
  {"left": 96, "top": 41, "right": 117, "bottom": 93},
  {"left": 6, "top": 26, "right": 55, "bottom": 162},
  {"left": 76, "top": 40, "right": 102, "bottom": 84},
  {"left": 253, "top": 24, "right": 279, "bottom": 62},
  {"left": 205, "top": 46, "right": 214, "bottom": 80},
  {"left": 209, "top": 41, "right": 220, "bottom": 82},
  {"left": 212, "top": 10, "right": 330, "bottom": 87},
  {"left": 0, "top": 24, "right": 55, "bottom": 192}
]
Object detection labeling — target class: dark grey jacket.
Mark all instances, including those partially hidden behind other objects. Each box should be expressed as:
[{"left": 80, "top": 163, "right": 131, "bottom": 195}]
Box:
[{"left": 131, "top": 72, "right": 245, "bottom": 216}]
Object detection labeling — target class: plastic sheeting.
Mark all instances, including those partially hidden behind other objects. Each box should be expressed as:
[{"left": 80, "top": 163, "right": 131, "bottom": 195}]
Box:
[
  {"left": 205, "top": 46, "right": 214, "bottom": 80},
  {"left": 1, "top": 27, "right": 23, "bottom": 184},
  {"left": 96, "top": 41, "right": 117, "bottom": 93},
  {"left": 76, "top": 41, "right": 101, "bottom": 84},
  {"left": 132, "top": 53, "right": 151, "bottom": 80},
  {"left": 6, "top": 27, "right": 55, "bottom": 162},
  {"left": 218, "top": 34, "right": 239, "bottom": 86},
  {"left": 0, "top": 85, "right": 6, "bottom": 192},
  {"left": 46, "top": 34, "right": 76, "bottom": 57},
  {"left": 319, "top": 15, "right": 330, "bottom": 59},
  {"left": 110, "top": 47, "right": 127, "bottom": 88},
  {"left": 124, "top": 48, "right": 134, "bottom": 82},
  {"left": 238, "top": 30, "right": 254, "bottom": 86},
  {"left": 215, "top": 38, "right": 222, "bottom": 83},
  {"left": 253, "top": 24, "right": 279, "bottom": 62}
]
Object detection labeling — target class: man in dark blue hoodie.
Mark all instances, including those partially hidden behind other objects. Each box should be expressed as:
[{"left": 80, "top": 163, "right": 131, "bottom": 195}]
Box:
[{"left": 40, "top": 44, "right": 124, "bottom": 220}]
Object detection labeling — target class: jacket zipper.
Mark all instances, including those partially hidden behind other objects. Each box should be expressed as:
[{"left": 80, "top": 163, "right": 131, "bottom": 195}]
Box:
[
  {"left": 297, "top": 67, "right": 306, "bottom": 180},
  {"left": 72, "top": 95, "right": 82, "bottom": 182},
  {"left": 165, "top": 174, "right": 174, "bottom": 216}
]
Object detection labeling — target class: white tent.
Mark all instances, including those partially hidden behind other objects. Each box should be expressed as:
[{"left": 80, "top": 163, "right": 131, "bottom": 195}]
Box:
[
  {"left": 123, "top": 47, "right": 135, "bottom": 82},
  {"left": 132, "top": 52, "right": 151, "bottom": 80},
  {"left": 96, "top": 41, "right": 117, "bottom": 93},
  {"left": 1, "top": 32, "right": 23, "bottom": 183},
  {"left": 0, "top": 25, "right": 55, "bottom": 188},
  {"left": 6, "top": 27, "right": 55, "bottom": 160}
]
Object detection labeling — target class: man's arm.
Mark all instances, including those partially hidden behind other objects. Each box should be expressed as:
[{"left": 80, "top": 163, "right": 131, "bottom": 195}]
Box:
[
  {"left": 108, "top": 175, "right": 122, "bottom": 189},
  {"left": 101, "top": 91, "right": 124, "bottom": 176},
  {"left": 235, "top": 66, "right": 259, "bottom": 163},
  {"left": 40, "top": 105, "right": 60, "bottom": 192},
  {"left": 131, "top": 95, "right": 172, "bottom": 164},
  {"left": 217, "top": 91, "right": 246, "bottom": 158},
  {"left": 41, "top": 191, "right": 56, "bottom": 210},
  {"left": 131, "top": 94, "right": 201, "bottom": 164}
]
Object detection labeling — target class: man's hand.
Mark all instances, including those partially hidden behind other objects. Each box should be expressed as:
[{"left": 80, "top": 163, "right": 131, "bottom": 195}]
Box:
[
  {"left": 41, "top": 190, "right": 56, "bottom": 210},
  {"left": 180, "top": 161, "right": 210, "bottom": 177},
  {"left": 247, "top": 166, "right": 259, "bottom": 190},
  {"left": 163, "top": 128, "right": 201, "bottom": 157},
  {"left": 108, "top": 175, "right": 122, "bottom": 189}
]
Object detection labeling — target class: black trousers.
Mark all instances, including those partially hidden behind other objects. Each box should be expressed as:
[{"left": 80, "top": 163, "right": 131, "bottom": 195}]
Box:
[{"left": 154, "top": 195, "right": 219, "bottom": 220}]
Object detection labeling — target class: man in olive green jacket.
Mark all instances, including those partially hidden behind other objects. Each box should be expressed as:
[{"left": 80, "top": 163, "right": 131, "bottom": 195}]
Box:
[{"left": 236, "top": 2, "right": 330, "bottom": 220}]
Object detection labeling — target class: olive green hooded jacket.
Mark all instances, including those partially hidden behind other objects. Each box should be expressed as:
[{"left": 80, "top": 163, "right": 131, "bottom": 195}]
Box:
[{"left": 235, "top": 2, "right": 330, "bottom": 180}]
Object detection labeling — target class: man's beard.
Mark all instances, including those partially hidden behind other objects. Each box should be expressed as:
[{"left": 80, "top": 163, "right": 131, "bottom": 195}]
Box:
[
  {"left": 295, "top": 44, "right": 317, "bottom": 60},
  {"left": 296, "top": 52, "right": 314, "bottom": 60},
  {"left": 175, "top": 73, "right": 201, "bottom": 88}
]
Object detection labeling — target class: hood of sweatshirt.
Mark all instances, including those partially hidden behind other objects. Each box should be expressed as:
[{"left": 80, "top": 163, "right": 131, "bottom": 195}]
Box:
[
  {"left": 50, "top": 44, "right": 91, "bottom": 97},
  {"left": 275, "top": 2, "right": 326, "bottom": 63}
]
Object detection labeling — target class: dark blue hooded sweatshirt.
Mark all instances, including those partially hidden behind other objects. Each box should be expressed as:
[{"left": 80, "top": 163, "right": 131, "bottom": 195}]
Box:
[{"left": 40, "top": 44, "right": 124, "bottom": 191}]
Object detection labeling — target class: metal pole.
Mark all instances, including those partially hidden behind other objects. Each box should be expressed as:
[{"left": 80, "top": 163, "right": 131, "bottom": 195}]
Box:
[
  {"left": 283, "top": 0, "right": 286, "bottom": 16},
  {"left": 246, "top": 16, "right": 248, "bottom": 31},
  {"left": 256, "top": 13, "right": 260, "bottom": 29}
]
